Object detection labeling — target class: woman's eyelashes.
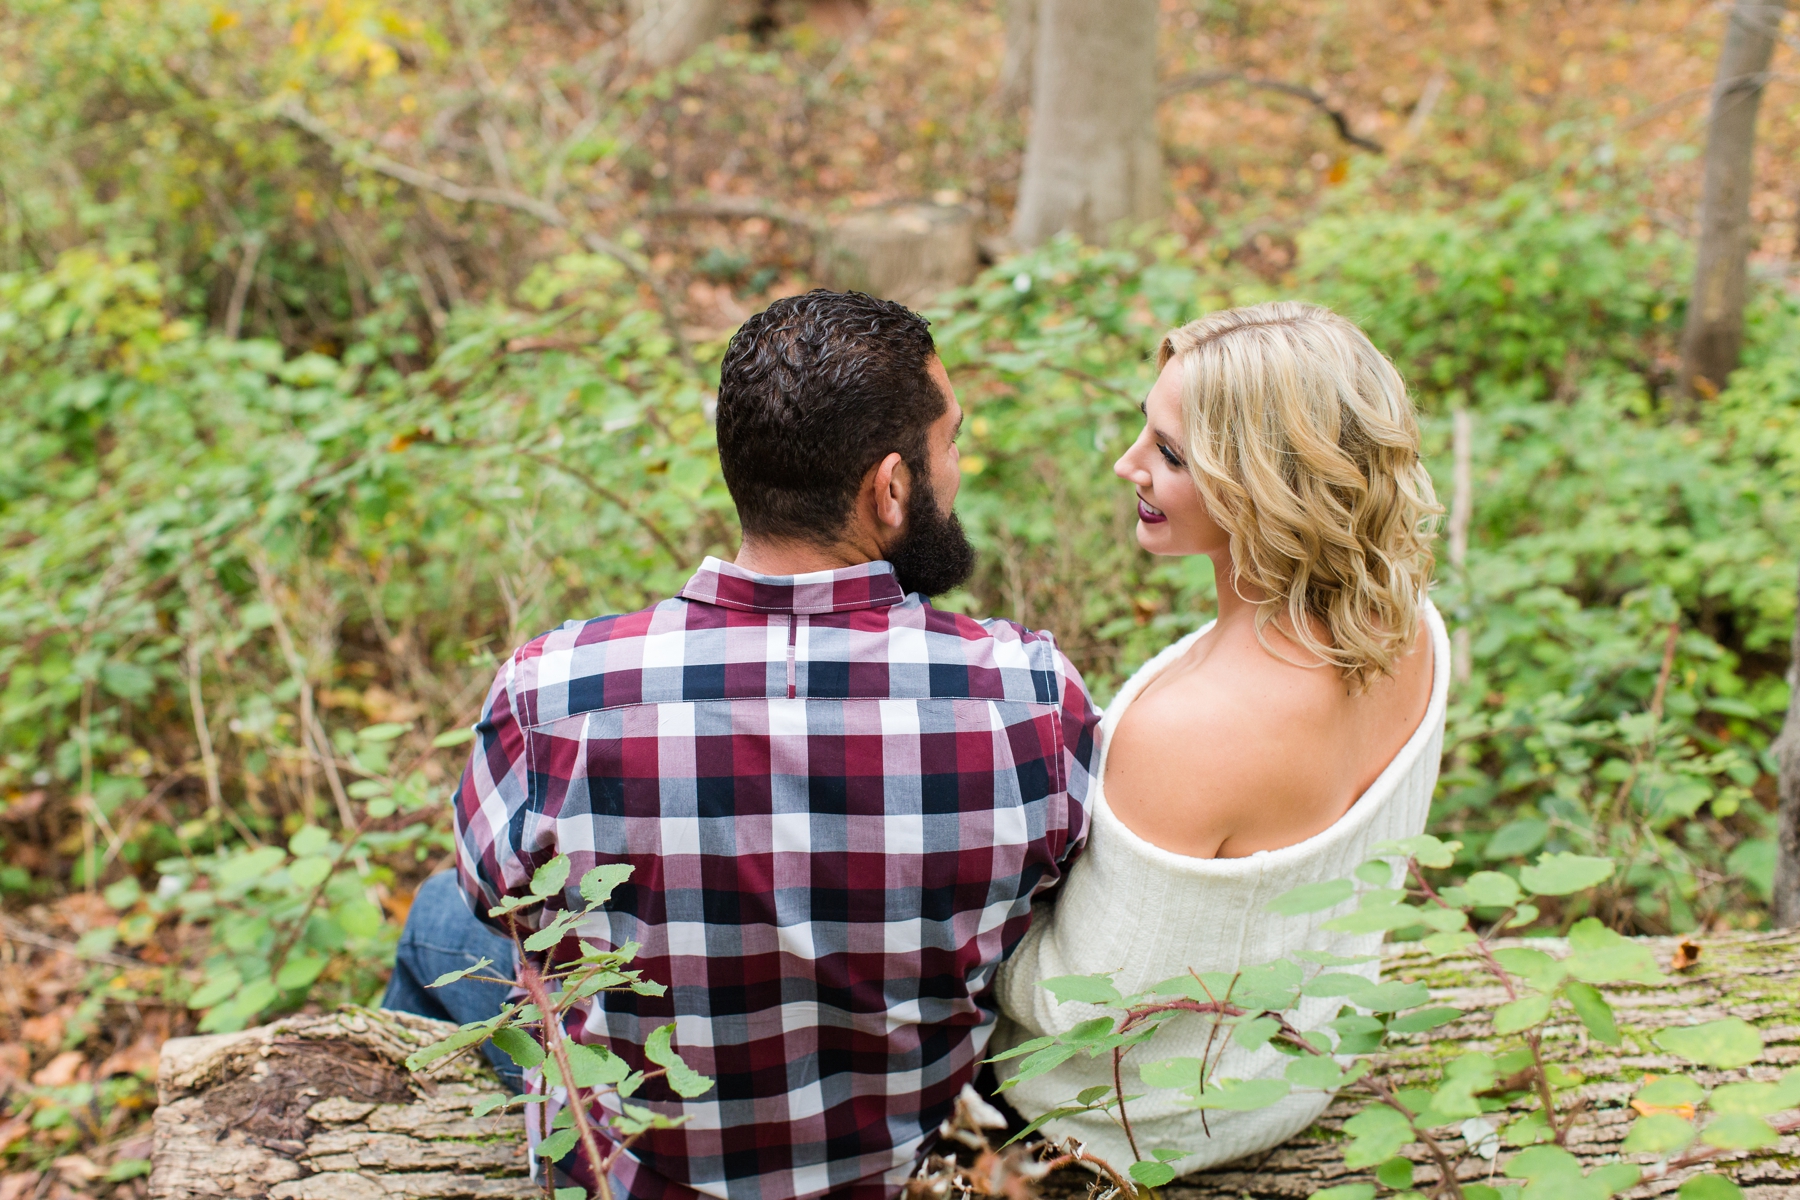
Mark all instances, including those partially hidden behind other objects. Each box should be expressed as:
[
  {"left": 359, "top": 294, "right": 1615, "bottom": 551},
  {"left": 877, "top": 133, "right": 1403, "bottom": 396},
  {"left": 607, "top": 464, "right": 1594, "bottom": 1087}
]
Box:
[{"left": 1157, "top": 442, "right": 1185, "bottom": 469}]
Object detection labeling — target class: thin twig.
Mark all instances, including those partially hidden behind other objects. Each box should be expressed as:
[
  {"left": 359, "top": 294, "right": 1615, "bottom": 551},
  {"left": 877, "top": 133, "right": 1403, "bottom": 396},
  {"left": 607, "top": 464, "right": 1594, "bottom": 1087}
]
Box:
[
  {"left": 276, "top": 100, "right": 697, "bottom": 376},
  {"left": 0, "top": 916, "right": 142, "bottom": 970},
  {"left": 1159, "top": 70, "right": 1384, "bottom": 152}
]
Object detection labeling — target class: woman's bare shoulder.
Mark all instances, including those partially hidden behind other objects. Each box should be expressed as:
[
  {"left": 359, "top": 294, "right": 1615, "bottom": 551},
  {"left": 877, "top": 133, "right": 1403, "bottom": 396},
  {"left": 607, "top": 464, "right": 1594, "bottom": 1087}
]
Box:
[{"left": 1104, "top": 648, "right": 1345, "bottom": 858}]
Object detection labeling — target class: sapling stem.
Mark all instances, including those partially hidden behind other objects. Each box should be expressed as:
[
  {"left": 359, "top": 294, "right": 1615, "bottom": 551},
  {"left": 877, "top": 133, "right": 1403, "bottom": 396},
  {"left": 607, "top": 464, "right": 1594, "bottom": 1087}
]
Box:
[{"left": 521, "top": 959, "right": 614, "bottom": 1200}]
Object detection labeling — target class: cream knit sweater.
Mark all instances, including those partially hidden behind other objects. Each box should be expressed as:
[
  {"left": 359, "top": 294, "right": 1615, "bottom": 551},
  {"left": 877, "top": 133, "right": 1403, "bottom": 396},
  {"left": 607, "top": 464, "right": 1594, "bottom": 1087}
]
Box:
[{"left": 992, "top": 601, "right": 1449, "bottom": 1177}]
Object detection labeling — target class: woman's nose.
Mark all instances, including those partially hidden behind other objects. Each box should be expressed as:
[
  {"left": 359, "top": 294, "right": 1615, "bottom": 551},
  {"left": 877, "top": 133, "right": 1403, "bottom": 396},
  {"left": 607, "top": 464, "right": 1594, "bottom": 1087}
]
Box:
[{"left": 1115, "top": 438, "right": 1150, "bottom": 483}]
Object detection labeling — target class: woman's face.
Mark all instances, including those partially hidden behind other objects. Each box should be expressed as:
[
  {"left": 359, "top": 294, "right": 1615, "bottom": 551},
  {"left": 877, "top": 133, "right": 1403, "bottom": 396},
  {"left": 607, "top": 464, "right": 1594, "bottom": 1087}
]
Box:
[{"left": 1114, "top": 358, "right": 1230, "bottom": 557}]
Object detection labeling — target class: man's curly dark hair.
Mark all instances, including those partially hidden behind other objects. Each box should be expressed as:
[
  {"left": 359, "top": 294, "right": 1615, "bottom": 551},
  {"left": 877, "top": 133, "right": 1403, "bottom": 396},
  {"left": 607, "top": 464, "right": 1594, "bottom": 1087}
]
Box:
[{"left": 716, "top": 289, "right": 943, "bottom": 544}]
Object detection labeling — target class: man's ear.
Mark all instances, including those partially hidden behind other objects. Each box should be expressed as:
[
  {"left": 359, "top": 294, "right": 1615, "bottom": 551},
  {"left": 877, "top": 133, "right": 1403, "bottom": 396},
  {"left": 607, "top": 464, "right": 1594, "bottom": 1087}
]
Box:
[{"left": 868, "top": 452, "right": 908, "bottom": 535}]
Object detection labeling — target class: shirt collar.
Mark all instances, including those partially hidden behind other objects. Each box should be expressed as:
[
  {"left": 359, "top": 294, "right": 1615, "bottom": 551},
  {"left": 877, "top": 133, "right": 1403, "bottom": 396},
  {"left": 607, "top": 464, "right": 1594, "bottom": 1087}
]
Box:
[{"left": 678, "top": 556, "right": 908, "bottom": 615}]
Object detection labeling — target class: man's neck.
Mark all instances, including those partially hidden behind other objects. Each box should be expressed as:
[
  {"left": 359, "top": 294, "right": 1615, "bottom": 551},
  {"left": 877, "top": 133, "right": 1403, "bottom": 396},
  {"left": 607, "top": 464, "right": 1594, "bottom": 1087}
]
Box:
[{"left": 734, "top": 534, "right": 883, "bottom": 578}]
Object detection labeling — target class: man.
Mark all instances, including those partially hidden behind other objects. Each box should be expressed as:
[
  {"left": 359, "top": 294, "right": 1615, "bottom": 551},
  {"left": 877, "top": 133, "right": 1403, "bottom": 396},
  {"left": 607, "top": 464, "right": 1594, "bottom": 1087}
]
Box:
[{"left": 388, "top": 290, "right": 1099, "bottom": 1200}]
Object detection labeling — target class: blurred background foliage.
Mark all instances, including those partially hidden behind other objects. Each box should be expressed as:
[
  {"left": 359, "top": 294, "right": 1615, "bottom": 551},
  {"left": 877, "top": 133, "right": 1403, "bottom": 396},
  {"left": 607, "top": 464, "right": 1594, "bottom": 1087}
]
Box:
[{"left": 1, "top": 0, "right": 1798, "bottom": 1190}]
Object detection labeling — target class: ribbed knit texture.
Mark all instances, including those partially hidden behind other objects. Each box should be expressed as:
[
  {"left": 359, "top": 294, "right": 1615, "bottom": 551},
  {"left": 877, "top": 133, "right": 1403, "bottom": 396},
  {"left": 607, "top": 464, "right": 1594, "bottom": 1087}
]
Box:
[{"left": 992, "top": 601, "right": 1449, "bottom": 1176}]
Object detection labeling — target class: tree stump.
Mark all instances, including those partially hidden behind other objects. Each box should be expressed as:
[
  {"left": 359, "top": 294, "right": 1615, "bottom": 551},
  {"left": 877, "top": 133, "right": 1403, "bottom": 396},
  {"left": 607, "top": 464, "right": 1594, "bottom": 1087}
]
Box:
[
  {"left": 1039, "top": 930, "right": 1800, "bottom": 1199},
  {"left": 814, "top": 203, "right": 979, "bottom": 308},
  {"left": 149, "top": 1007, "right": 532, "bottom": 1200}
]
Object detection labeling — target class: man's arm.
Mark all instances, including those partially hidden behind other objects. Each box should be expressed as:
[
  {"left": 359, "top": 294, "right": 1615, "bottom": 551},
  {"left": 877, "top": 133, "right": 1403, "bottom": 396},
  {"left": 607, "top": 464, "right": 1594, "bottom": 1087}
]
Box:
[
  {"left": 452, "top": 651, "right": 538, "bottom": 934},
  {"left": 1051, "top": 645, "right": 1102, "bottom": 867}
]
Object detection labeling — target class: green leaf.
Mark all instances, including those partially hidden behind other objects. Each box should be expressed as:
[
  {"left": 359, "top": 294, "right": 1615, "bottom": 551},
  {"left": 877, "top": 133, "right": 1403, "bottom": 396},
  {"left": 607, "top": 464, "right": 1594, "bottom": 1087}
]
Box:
[
  {"left": 429, "top": 957, "right": 497, "bottom": 989},
  {"left": 523, "top": 909, "right": 582, "bottom": 952},
  {"left": 187, "top": 968, "right": 242, "bottom": 1010},
  {"left": 288, "top": 855, "right": 333, "bottom": 889},
  {"left": 1518, "top": 853, "right": 1614, "bottom": 896},
  {"left": 1303, "top": 972, "right": 1373, "bottom": 999},
  {"left": 1354, "top": 860, "right": 1394, "bottom": 886},
  {"left": 1485, "top": 818, "right": 1548, "bottom": 860},
  {"left": 1622, "top": 1113, "right": 1696, "bottom": 1155},
  {"left": 1700, "top": 1114, "right": 1779, "bottom": 1150},
  {"left": 1356, "top": 981, "right": 1431, "bottom": 1013},
  {"left": 1342, "top": 1104, "right": 1413, "bottom": 1168},
  {"left": 1001, "top": 1041, "right": 1082, "bottom": 1087},
  {"left": 1128, "top": 1161, "right": 1177, "bottom": 1189},
  {"left": 1074, "top": 1085, "right": 1111, "bottom": 1106},
  {"left": 1492, "top": 948, "right": 1567, "bottom": 993},
  {"left": 1188, "top": 1077, "right": 1290, "bottom": 1111},
  {"left": 537, "top": 1127, "right": 578, "bottom": 1160},
  {"left": 1422, "top": 931, "right": 1478, "bottom": 956},
  {"left": 530, "top": 856, "right": 572, "bottom": 898},
  {"left": 1432, "top": 1053, "right": 1499, "bottom": 1120},
  {"left": 432, "top": 727, "right": 476, "bottom": 748},
  {"left": 1323, "top": 904, "right": 1428, "bottom": 934},
  {"left": 985, "top": 1035, "right": 1055, "bottom": 1063},
  {"left": 1233, "top": 1016, "right": 1280, "bottom": 1052},
  {"left": 1562, "top": 981, "right": 1619, "bottom": 1045},
  {"left": 1310, "top": 1187, "right": 1376, "bottom": 1200},
  {"left": 358, "top": 722, "right": 411, "bottom": 742},
  {"left": 1590, "top": 1163, "right": 1641, "bottom": 1195},
  {"left": 545, "top": 1041, "right": 633, "bottom": 1089},
  {"left": 1655, "top": 1019, "right": 1764, "bottom": 1069},
  {"left": 1284, "top": 1056, "right": 1366, "bottom": 1090},
  {"left": 275, "top": 953, "right": 328, "bottom": 990},
  {"left": 1677, "top": 1175, "right": 1745, "bottom": 1200},
  {"left": 1505, "top": 903, "right": 1541, "bottom": 929},
  {"left": 1376, "top": 1158, "right": 1414, "bottom": 1189},
  {"left": 1503, "top": 1110, "right": 1554, "bottom": 1147},
  {"left": 1040, "top": 974, "right": 1122, "bottom": 1005},
  {"left": 1418, "top": 906, "right": 1470, "bottom": 933},
  {"left": 1637, "top": 1075, "right": 1705, "bottom": 1107},
  {"left": 403, "top": 1021, "right": 497, "bottom": 1071},
  {"left": 1138, "top": 1058, "right": 1203, "bottom": 1089},
  {"left": 492, "top": 1026, "right": 546, "bottom": 1070},
  {"left": 1388, "top": 1006, "right": 1462, "bottom": 1034},
  {"left": 555, "top": 1188, "right": 588, "bottom": 1200},
  {"left": 1493, "top": 993, "right": 1553, "bottom": 1034},
  {"left": 471, "top": 1093, "right": 514, "bottom": 1117},
  {"left": 644, "top": 1023, "right": 714, "bottom": 1098},
  {"left": 1708, "top": 1081, "right": 1786, "bottom": 1117},
  {"left": 1267, "top": 878, "right": 1354, "bottom": 916},
  {"left": 347, "top": 779, "right": 389, "bottom": 800},
  {"left": 1063, "top": 1017, "right": 1118, "bottom": 1045},
  {"left": 1564, "top": 918, "right": 1661, "bottom": 984},
  {"left": 1461, "top": 870, "right": 1523, "bottom": 908},
  {"left": 1373, "top": 834, "right": 1460, "bottom": 868},
  {"left": 579, "top": 863, "right": 634, "bottom": 906},
  {"left": 1503, "top": 1144, "right": 1583, "bottom": 1183}
]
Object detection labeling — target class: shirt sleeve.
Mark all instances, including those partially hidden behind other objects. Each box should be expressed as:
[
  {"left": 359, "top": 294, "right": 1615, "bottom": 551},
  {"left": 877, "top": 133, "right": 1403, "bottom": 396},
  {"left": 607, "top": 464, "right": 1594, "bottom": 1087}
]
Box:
[
  {"left": 452, "top": 650, "right": 538, "bottom": 936},
  {"left": 1052, "top": 645, "right": 1101, "bottom": 867}
]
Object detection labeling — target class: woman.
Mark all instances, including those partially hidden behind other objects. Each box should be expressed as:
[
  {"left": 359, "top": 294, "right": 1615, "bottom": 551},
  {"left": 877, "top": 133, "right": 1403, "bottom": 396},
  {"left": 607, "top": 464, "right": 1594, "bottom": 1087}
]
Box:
[{"left": 992, "top": 301, "right": 1449, "bottom": 1175}]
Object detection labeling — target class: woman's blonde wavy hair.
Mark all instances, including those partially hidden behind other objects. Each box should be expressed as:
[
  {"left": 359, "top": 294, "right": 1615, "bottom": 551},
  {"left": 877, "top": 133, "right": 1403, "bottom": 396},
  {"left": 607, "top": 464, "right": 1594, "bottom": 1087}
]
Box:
[{"left": 1158, "top": 301, "right": 1440, "bottom": 693}]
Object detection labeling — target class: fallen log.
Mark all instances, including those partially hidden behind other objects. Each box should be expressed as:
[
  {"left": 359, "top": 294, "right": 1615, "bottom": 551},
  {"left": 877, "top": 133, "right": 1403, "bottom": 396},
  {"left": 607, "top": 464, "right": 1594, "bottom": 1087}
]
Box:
[
  {"left": 149, "top": 1007, "right": 532, "bottom": 1200},
  {"left": 152, "top": 932, "right": 1800, "bottom": 1199},
  {"left": 1040, "top": 929, "right": 1800, "bottom": 1199}
]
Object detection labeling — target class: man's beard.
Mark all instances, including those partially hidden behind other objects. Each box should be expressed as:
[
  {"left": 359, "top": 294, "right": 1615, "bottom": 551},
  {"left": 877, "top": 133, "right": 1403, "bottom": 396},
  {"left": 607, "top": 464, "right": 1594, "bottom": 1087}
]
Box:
[{"left": 887, "top": 474, "right": 976, "bottom": 598}]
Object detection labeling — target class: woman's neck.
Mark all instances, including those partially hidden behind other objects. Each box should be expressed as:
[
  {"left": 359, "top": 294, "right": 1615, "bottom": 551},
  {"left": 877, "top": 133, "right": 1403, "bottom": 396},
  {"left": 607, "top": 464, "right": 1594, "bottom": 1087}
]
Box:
[{"left": 1209, "top": 551, "right": 1266, "bottom": 628}]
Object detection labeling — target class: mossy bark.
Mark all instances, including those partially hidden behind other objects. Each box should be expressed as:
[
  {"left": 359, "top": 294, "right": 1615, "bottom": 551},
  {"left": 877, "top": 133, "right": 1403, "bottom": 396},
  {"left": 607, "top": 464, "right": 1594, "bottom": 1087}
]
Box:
[{"left": 149, "top": 1007, "right": 533, "bottom": 1200}]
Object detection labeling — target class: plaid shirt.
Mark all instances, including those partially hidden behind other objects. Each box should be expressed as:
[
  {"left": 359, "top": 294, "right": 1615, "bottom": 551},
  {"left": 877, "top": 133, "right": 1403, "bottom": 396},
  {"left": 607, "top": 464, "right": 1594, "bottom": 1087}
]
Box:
[{"left": 454, "top": 556, "right": 1098, "bottom": 1200}]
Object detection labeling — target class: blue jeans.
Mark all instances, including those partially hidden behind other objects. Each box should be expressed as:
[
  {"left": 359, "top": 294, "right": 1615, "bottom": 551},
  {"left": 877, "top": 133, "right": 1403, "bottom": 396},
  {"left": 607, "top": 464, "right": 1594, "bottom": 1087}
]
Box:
[{"left": 382, "top": 870, "right": 526, "bottom": 1094}]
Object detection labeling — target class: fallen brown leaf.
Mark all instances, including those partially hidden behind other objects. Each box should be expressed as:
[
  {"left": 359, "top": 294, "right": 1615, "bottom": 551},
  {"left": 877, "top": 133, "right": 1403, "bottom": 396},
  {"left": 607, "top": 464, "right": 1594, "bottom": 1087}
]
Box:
[
  {"left": 31, "top": 1049, "right": 88, "bottom": 1088},
  {"left": 98, "top": 1034, "right": 162, "bottom": 1079},
  {"left": 0, "top": 1043, "right": 27, "bottom": 1087},
  {"left": 0, "top": 1116, "right": 29, "bottom": 1152},
  {"left": 0, "top": 1174, "right": 39, "bottom": 1200},
  {"left": 51, "top": 1156, "right": 101, "bottom": 1186},
  {"left": 1670, "top": 938, "right": 1701, "bottom": 971},
  {"left": 19, "top": 1011, "right": 64, "bottom": 1049}
]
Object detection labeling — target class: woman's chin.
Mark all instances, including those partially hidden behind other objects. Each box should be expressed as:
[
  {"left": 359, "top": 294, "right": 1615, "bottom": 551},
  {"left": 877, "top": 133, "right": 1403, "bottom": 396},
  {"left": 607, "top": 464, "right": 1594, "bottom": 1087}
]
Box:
[{"left": 1134, "top": 524, "right": 1174, "bottom": 554}]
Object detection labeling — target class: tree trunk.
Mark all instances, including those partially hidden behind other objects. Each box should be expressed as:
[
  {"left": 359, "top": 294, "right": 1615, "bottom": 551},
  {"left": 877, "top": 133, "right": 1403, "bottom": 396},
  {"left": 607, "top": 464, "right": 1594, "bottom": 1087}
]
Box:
[
  {"left": 150, "top": 1008, "right": 530, "bottom": 1200},
  {"left": 1774, "top": 565, "right": 1800, "bottom": 927},
  {"left": 1009, "top": 0, "right": 1162, "bottom": 248},
  {"left": 1035, "top": 930, "right": 1800, "bottom": 1199},
  {"left": 995, "top": 0, "right": 1037, "bottom": 113},
  {"left": 629, "top": 0, "right": 724, "bottom": 69},
  {"left": 1678, "top": 0, "right": 1789, "bottom": 399},
  {"left": 815, "top": 202, "right": 980, "bottom": 307}
]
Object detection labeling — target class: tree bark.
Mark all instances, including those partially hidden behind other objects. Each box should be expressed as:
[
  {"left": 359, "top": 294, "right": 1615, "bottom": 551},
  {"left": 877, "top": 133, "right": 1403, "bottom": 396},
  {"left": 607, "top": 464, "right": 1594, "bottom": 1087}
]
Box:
[
  {"left": 1774, "top": 565, "right": 1800, "bottom": 927},
  {"left": 1009, "top": 0, "right": 1162, "bottom": 248},
  {"left": 995, "top": 0, "right": 1037, "bottom": 113},
  {"left": 628, "top": 0, "right": 724, "bottom": 68},
  {"left": 1035, "top": 930, "right": 1800, "bottom": 1199},
  {"left": 1679, "top": 0, "right": 1789, "bottom": 400},
  {"left": 150, "top": 1008, "right": 531, "bottom": 1200}
]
